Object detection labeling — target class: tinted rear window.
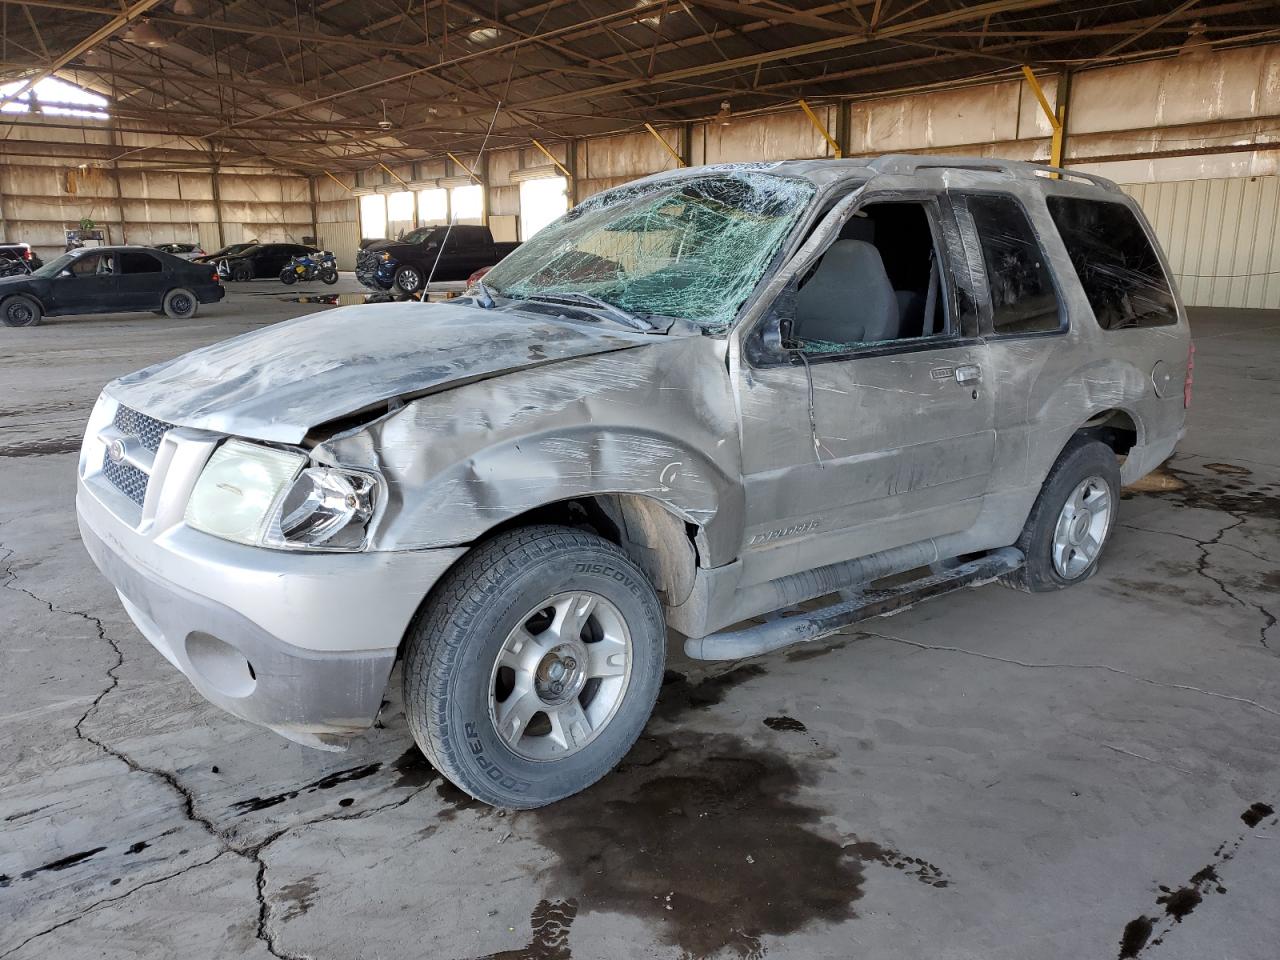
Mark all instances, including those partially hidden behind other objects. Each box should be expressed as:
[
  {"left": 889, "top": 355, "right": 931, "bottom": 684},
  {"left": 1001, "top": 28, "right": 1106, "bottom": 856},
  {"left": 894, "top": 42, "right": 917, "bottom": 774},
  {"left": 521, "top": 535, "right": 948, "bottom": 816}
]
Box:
[
  {"left": 1046, "top": 197, "right": 1177, "bottom": 330},
  {"left": 120, "top": 251, "right": 162, "bottom": 274},
  {"left": 963, "top": 194, "right": 1061, "bottom": 335}
]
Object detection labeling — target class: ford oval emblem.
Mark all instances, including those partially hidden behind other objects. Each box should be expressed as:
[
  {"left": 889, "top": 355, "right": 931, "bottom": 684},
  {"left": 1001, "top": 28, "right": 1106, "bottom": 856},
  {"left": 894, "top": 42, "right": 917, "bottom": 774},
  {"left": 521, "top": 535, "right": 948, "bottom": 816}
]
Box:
[{"left": 107, "top": 438, "right": 126, "bottom": 463}]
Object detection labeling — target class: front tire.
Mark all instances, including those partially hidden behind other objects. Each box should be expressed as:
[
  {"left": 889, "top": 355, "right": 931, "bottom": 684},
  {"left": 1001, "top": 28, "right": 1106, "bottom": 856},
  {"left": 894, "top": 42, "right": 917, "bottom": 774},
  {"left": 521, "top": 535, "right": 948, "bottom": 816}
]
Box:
[
  {"left": 279, "top": 269, "right": 297, "bottom": 285},
  {"left": 162, "top": 288, "right": 198, "bottom": 319},
  {"left": 320, "top": 268, "right": 338, "bottom": 285},
  {"left": 232, "top": 263, "right": 252, "bottom": 282},
  {"left": 1005, "top": 436, "right": 1120, "bottom": 592},
  {"left": 402, "top": 525, "right": 666, "bottom": 808},
  {"left": 2, "top": 295, "right": 42, "bottom": 327},
  {"left": 394, "top": 265, "right": 423, "bottom": 293}
]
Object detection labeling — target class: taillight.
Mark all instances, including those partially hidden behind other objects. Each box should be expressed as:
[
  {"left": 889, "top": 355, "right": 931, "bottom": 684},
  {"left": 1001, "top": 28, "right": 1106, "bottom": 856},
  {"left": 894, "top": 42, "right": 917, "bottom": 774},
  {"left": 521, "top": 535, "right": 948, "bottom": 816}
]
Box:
[
  {"left": 1184, "top": 341, "right": 1195, "bottom": 409},
  {"left": 22, "top": 248, "right": 31, "bottom": 261},
  {"left": 212, "top": 271, "right": 220, "bottom": 283}
]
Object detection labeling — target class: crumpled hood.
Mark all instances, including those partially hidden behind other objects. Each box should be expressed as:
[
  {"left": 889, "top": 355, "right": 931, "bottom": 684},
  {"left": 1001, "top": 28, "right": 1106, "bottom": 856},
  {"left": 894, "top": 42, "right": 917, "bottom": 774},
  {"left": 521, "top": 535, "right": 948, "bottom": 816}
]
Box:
[{"left": 106, "top": 300, "right": 648, "bottom": 444}]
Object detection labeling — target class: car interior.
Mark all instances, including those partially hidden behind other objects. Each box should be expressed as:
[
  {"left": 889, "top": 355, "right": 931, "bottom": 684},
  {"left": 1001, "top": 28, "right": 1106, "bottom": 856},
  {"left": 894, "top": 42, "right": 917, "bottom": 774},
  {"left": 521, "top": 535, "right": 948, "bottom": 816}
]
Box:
[{"left": 791, "top": 202, "right": 947, "bottom": 352}]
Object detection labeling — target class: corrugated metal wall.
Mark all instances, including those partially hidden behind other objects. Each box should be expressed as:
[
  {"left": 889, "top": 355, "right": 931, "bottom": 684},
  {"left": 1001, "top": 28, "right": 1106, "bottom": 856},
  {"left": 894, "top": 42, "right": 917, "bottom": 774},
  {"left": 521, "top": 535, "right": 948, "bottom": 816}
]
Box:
[{"left": 1123, "top": 176, "right": 1280, "bottom": 309}]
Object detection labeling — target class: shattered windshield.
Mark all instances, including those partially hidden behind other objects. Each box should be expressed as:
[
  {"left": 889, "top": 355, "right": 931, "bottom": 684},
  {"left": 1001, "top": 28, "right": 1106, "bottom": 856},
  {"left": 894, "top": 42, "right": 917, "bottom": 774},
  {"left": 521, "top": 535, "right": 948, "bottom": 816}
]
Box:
[{"left": 481, "top": 171, "right": 815, "bottom": 332}]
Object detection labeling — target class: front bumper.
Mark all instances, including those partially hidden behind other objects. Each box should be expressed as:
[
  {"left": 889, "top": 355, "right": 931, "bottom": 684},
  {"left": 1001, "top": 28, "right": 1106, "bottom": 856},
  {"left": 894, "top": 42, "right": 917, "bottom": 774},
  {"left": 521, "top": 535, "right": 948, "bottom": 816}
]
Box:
[
  {"left": 76, "top": 398, "right": 466, "bottom": 749},
  {"left": 355, "top": 249, "right": 396, "bottom": 290}
]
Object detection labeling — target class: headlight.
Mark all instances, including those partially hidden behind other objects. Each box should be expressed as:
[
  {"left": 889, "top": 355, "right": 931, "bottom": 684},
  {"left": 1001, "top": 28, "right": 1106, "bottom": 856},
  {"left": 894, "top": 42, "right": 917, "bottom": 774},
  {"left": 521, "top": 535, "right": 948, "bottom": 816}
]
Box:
[
  {"left": 264, "top": 466, "right": 376, "bottom": 550},
  {"left": 185, "top": 440, "right": 379, "bottom": 551},
  {"left": 379, "top": 252, "right": 392, "bottom": 262}
]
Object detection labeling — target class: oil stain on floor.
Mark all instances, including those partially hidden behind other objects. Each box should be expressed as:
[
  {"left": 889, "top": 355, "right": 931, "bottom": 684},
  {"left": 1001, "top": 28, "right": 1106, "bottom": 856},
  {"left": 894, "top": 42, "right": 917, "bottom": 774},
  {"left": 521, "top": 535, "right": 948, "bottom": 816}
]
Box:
[{"left": 519, "top": 666, "right": 903, "bottom": 959}]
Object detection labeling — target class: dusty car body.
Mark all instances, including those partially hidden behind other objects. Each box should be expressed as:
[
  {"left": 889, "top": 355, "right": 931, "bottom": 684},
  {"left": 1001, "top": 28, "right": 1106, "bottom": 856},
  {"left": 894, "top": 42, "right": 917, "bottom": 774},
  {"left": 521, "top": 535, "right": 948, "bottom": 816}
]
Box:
[{"left": 77, "top": 155, "right": 1190, "bottom": 807}]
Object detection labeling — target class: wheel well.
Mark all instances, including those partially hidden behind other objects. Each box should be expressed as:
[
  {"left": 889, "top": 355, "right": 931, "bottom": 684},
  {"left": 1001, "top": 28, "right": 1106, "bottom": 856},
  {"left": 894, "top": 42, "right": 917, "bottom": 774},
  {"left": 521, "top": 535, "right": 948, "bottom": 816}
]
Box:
[
  {"left": 1078, "top": 409, "right": 1139, "bottom": 457},
  {"left": 482, "top": 495, "right": 701, "bottom": 607}
]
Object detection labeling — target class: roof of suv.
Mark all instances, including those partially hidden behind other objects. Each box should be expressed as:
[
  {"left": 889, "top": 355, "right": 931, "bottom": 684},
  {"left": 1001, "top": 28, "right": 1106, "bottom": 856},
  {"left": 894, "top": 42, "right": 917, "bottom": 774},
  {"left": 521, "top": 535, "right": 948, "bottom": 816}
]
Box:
[{"left": 626, "top": 154, "right": 1123, "bottom": 197}]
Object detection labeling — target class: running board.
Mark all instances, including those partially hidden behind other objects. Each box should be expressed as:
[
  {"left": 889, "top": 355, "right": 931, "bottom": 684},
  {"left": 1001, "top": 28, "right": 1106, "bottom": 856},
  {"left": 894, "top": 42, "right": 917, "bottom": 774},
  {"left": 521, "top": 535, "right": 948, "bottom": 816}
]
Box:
[{"left": 682, "top": 547, "right": 1024, "bottom": 661}]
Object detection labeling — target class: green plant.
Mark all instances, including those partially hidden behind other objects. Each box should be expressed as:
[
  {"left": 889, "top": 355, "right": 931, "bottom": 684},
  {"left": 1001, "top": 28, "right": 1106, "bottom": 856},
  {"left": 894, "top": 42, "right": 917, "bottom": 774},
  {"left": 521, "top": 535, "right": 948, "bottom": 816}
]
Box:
[{"left": 79, "top": 216, "right": 96, "bottom": 232}]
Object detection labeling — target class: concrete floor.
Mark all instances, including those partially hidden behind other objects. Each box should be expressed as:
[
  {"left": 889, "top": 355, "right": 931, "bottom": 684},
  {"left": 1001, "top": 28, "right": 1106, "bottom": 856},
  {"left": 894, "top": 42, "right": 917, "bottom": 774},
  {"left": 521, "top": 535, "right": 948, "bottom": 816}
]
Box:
[{"left": 1, "top": 283, "right": 1277, "bottom": 960}]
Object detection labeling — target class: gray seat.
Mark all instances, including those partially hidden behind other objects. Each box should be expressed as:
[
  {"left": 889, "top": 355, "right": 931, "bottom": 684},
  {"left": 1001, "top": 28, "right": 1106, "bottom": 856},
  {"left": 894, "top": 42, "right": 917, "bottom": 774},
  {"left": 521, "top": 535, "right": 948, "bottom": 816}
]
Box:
[{"left": 793, "top": 239, "right": 898, "bottom": 345}]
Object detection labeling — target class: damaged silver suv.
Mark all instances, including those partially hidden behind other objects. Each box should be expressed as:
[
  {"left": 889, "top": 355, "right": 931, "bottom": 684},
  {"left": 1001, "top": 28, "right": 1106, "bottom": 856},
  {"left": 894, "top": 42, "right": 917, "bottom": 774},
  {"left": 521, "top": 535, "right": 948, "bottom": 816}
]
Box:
[{"left": 77, "top": 156, "right": 1191, "bottom": 807}]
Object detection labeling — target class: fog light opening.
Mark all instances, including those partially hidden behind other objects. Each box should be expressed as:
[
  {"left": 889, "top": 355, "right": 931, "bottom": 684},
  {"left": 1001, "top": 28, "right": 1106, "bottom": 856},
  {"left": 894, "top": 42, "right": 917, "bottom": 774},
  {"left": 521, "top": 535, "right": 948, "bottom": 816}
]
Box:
[{"left": 186, "top": 632, "right": 257, "bottom": 699}]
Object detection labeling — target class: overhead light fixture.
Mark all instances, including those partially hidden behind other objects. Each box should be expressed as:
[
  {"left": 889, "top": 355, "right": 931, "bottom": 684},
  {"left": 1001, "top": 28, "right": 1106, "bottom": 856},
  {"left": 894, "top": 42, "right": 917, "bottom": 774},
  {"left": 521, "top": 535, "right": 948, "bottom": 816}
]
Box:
[
  {"left": 123, "top": 19, "right": 167, "bottom": 48},
  {"left": 377, "top": 99, "right": 394, "bottom": 131},
  {"left": 633, "top": 1, "right": 662, "bottom": 27},
  {"left": 716, "top": 101, "right": 732, "bottom": 126},
  {"left": 467, "top": 26, "right": 501, "bottom": 45}
]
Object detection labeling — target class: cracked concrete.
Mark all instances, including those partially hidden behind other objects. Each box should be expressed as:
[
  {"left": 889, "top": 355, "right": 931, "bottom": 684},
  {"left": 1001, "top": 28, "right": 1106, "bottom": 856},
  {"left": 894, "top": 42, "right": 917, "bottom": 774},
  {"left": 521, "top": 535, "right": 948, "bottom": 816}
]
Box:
[{"left": 2, "top": 295, "right": 1278, "bottom": 959}]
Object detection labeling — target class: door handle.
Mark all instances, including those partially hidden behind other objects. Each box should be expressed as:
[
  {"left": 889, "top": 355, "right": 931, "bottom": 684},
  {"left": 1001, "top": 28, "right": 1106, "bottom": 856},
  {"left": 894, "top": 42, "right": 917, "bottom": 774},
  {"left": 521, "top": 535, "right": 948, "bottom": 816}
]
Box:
[{"left": 954, "top": 364, "right": 982, "bottom": 385}]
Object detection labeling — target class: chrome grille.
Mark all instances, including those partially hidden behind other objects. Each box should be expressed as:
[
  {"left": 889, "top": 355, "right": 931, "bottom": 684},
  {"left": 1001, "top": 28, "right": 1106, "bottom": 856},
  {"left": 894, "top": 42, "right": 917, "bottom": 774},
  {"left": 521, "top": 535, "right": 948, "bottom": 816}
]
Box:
[
  {"left": 112, "top": 405, "right": 170, "bottom": 454},
  {"left": 101, "top": 405, "right": 173, "bottom": 507},
  {"left": 101, "top": 458, "right": 150, "bottom": 507}
]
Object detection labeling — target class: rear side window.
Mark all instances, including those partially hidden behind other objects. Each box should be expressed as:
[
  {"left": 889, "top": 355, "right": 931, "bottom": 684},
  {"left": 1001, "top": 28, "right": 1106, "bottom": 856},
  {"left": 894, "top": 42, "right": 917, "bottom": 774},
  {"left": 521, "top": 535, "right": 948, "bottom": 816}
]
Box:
[
  {"left": 120, "top": 251, "right": 162, "bottom": 274},
  {"left": 963, "top": 194, "right": 1060, "bottom": 335},
  {"left": 1046, "top": 197, "right": 1177, "bottom": 330}
]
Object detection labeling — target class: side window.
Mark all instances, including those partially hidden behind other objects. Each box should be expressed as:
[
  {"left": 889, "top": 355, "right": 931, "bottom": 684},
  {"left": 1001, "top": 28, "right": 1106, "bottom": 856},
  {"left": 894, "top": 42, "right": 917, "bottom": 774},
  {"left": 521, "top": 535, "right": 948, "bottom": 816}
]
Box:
[
  {"left": 1046, "top": 196, "right": 1177, "bottom": 330},
  {"left": 69, "top": 254, "right": 100, "bottom": 277},
  {"left": 790, "top": 201, "right": 950, "bottom": 354},
  {"left": 120, "top": 251, "right": 162, "bottom": 274},
  {"left": 964, "top": 194, "right": 1061, "bottom": 335}
]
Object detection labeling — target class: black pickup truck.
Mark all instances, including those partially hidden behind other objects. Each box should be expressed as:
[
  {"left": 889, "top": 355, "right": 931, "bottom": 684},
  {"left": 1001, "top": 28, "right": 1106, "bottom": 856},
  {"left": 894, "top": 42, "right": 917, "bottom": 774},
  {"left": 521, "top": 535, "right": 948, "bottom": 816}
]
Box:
[{"left": 356, "top": 225, "right": 519, "bottom": 293}]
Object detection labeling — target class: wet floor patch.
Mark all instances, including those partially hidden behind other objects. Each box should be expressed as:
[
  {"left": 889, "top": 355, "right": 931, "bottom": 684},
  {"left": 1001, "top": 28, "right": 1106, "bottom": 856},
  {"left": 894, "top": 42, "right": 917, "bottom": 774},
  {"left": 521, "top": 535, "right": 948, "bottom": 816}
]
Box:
[
  {"left": 228, "top": 762, "right": 383, "bottom": 814},
  {"left": 1115, "top": 802, "right": 1274, "bottom": 956},
  {"left": 1240, "top": 801, "right": 1274, "bottom": 827},
  {"left": 0, "top": 437, "right": 81, "bottom": 458},
  {"left": 476, "top": 899, "right": 579, "bottom": 960},
  {"left": 527, "top": 730, "right": 864, "bottom": 959},
  {"left": 279, "top": 293, "right": 372, "bottom": 306},
  {"left": 1127, "top": 460, "right": 1280, "bottom": 521},
  {"left": 763, "top": 715, "right": 807, "bottom": 732}
]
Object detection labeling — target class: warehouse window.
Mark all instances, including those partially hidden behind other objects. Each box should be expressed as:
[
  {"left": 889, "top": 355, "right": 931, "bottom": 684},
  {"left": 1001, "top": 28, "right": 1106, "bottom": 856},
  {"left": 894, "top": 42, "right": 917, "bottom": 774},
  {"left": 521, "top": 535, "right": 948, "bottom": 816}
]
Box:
[
  {"left": 418, "top": 188, "right": 448, "bottom": 223},
  {"left": 962, "top": 194, "right": 1061, "bottom": 335},
  {"left": 1046, "top": 196, "right": 1177, "bottom": 330},
  {"left": 519, "top": 177, "right": 569, "bottom": 240},
  {"left": 0, "top": 77, "right": 108, "bottom": 119},
  {"left": 387, "top": 191, "right": 414, "bottom": 222},
  {"left": 360, "top": 194, "right": 387, "bottom": 240},
  {"left": 451, "top": 184, "right": 483, "bottom": 222}
]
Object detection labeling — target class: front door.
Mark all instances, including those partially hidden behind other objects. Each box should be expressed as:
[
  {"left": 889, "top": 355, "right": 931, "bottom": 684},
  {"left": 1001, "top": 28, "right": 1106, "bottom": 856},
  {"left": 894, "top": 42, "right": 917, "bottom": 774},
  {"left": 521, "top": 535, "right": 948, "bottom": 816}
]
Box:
[
  {"left": 732, "top": 194, "right": 996, "bottom": 588},
  {"left": 51, "top": 251, "right": 118, "bottom": 314}
]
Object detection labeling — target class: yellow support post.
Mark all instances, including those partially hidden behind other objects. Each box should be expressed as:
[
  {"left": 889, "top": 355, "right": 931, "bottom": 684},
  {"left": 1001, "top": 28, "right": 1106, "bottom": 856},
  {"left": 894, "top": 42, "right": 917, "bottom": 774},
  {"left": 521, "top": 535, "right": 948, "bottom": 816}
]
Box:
[
  {"left": 322, "top": 170, "right": 354, "bottom": 193},
  {"left": 378, "top": 162, "right": 412, "bottom": 190},
  {"left": 530, "top": 139, "right": 573, "bottom": 180},
  {"left": 447, "top": 152, "right": 482, "bottom": 183},
  {"left": 644, "top": 122, "right": 685, "bottom": 167},
  {"left": 1021, "top": 65, "right": 1065, "bottom": 174},
  {"left": 798, "top": 99, "right": 842, "bottom": 159}
]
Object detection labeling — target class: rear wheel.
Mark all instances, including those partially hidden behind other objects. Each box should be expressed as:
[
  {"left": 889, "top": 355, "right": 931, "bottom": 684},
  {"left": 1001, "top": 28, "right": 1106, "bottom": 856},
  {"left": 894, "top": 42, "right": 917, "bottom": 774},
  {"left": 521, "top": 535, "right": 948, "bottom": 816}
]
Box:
[
  {"left": 2, "top": 295, "right": 42, "bottom": 327},
  {"left": 402, "top": 525, "right": 666, "bottom": 808},
  {"left": 394, "top": 265, "right": 423, "bottom": 293},
  {"left": 162, "top": 288, "right": 198, "bottom": 319},
  {"left": 1005, "top": 436, "right": 1119, "bottom": 592}
]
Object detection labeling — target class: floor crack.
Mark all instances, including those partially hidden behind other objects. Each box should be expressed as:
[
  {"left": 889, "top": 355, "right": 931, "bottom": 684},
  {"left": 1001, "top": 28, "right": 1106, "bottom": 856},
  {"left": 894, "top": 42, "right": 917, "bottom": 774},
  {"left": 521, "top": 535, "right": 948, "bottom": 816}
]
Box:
[{"left": 861, "top": 630, "right": 1280, "bottom": 718}]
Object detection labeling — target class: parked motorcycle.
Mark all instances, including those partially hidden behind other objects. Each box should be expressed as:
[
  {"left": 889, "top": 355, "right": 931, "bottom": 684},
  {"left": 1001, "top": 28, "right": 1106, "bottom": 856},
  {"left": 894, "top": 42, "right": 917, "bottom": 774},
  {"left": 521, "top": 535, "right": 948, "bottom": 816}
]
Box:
[{"left": 280, "top": 251, "right": 338, "bottom": 285}]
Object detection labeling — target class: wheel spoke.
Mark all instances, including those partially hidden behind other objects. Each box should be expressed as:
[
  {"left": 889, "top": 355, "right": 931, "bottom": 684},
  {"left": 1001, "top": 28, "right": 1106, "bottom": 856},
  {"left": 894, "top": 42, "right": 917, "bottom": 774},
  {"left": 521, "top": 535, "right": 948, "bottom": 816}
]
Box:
[
  {"left": 551, "top": 593, "right": 597, "bottom": 644},
  {"left": 495, "top": 688, "right": 540, "bottom": 747},
  {"left": 585, "top": 636, "right": 627, "bottom": 678},
  {"left": 549, "top": 700, "right": 592, "bottom": 753}
]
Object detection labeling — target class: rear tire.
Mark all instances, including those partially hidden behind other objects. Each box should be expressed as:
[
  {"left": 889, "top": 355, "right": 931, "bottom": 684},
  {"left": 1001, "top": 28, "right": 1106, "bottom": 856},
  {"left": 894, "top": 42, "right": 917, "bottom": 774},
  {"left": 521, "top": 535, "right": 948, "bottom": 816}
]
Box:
[
  {"left": 2, "top": 295, "right": 42, "bottom": 327},
  {"left": 402, "top": 525, "right": 666, "bottom": 809},
  {"left": 162, "top": 288, "right": 198, "bottom": 319},
  {"left": 1004, "top": 436, "right": 1120, "bottom": 592}
]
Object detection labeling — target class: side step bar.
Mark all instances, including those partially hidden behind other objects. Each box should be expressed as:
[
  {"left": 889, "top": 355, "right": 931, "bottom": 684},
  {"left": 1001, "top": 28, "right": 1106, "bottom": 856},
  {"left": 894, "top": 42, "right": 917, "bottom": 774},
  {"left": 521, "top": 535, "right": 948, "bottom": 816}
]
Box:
[{"left": 683, "top": 547, "right": 1024, "bottom": 661}]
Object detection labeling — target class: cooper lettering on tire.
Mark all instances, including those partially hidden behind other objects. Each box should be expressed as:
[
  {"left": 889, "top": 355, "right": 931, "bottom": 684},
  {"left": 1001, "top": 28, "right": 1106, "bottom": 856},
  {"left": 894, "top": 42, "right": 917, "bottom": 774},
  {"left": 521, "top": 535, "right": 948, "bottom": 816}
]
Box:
[{"left": 402, "top": 525, "right": 665, "bottom": 808}]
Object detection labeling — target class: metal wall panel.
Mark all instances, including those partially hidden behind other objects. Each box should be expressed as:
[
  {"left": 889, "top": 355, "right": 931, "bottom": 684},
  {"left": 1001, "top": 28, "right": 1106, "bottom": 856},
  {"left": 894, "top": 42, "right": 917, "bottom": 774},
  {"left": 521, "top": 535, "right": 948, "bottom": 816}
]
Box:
[
  {"left": 316, "top": 219, "right": 361, "bottom": 270},
  {"left": 1123, "top": 175, "right": 1280, "bottom": 308}
]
